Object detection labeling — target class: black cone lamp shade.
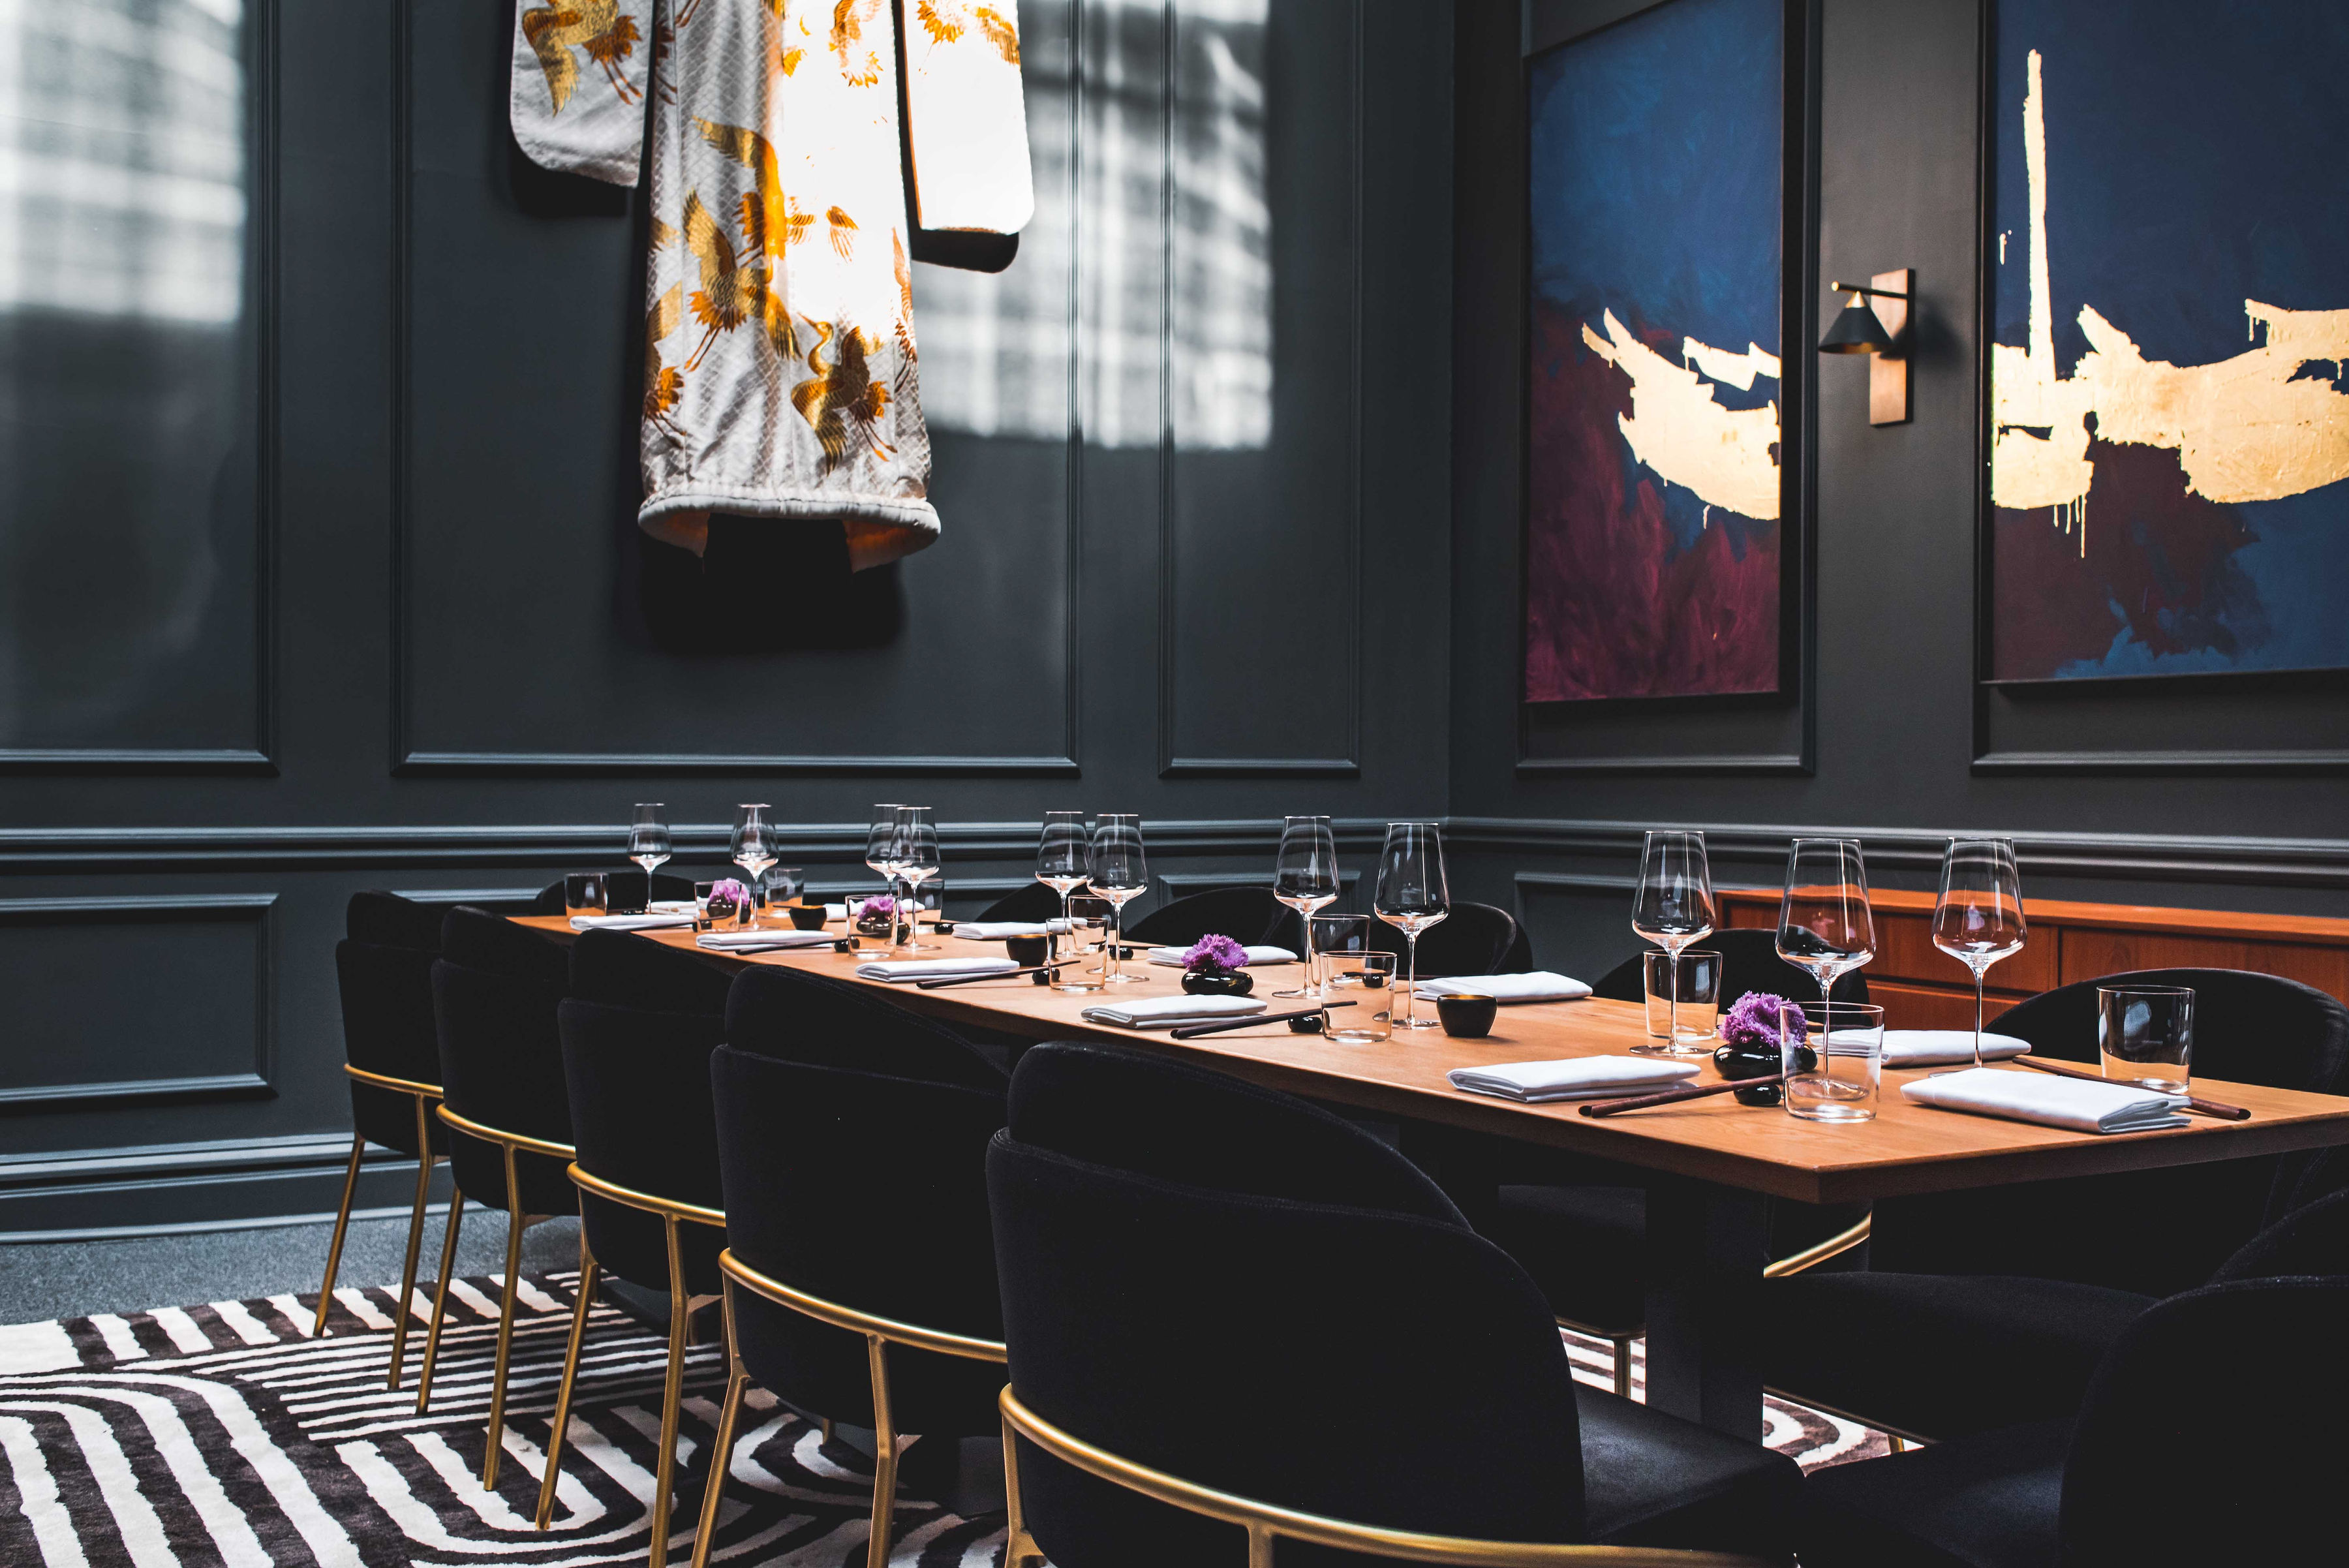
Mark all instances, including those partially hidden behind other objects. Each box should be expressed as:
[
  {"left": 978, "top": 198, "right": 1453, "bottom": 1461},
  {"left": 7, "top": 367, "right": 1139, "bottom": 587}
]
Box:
[{"left": 1819, "top": 294, "right": 1893, "bottom": 354}]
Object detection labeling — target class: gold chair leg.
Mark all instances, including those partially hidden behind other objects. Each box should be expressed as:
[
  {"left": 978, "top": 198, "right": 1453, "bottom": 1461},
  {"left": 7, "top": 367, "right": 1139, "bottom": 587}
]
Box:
[
  {"left": 821, "top": 1417, "right": 835, "bottom": 1445},
  {"left": 1890, "top": 1434, "right": 1910, "bottom": 1453},
  {"left": 863, "top": 1333, "right": 898, "bottom": 1568},
  {"left": 1247, "top": 1520, "right": 1278, "bottom": 1568},
  {"left": 1000, "top": 1407, "right": 1044, "bottom": 1568},
  {"left": 482, "top": 1147, "right": 529, "bottom": 1490},
  {"left": 388, "top": 1094, "right": 438, "bottom": 1389},
  {"left": 1613, "top": 1336, "right": 1635, "bottom": 1400},
  {"left": 314, "top": 1132, "right": 367, "bottom": 1338},
  {"left": 647, "top": 1217, "right": 692, "bottom": 1568},
  {"left": 414, "top": 1188, "right": 465, "bottom": 1414},
  {"left": 690, "top": 1278, "right": 749, "bottom": 1568},
  {"left": 535, "top": 1237, "right": 600, "bottom": 1529}
]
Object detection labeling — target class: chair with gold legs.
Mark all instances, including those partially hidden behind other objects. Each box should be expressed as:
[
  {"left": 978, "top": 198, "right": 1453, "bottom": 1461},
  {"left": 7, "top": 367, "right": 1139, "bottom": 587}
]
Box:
[
  {"left": 318, "top": 891, "right": 452, "bottom": 1391},
  {"left": 985, "top": 1041, "right": 1802, "bottom": 1568},
  {"left": 416, "top": 907, "right": 576, "bottom": 1485},
  {"left": 532, "top": 931, "right": 734, "bottom": 1568},
  {"left": 690, "top": 971, "right": 1009, "bottom": 1568}
]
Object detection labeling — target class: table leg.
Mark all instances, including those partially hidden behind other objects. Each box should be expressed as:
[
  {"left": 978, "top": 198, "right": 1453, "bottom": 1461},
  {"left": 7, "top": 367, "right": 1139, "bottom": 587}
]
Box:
[{"left": 1642, "top": 1179, "right": 1767, "bottom": 1441}]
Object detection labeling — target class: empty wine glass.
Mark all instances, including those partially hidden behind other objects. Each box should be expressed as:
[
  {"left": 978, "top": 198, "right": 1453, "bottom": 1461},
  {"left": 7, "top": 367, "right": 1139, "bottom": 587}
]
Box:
[
  {"left": 1272, "top": 815, "right": 1340, "bottom": 999},
  {"left": 1086, "top": 815, "right": 1149, "bottom": 985},
  {"left": 1035, "top": 811, "right": 1100, "bottom": 992},
  {"left": 1631, "top": 830, "right": 1717, "bottom": 1056},
  {"left": 1933, "top": 839, "right": 2027, "bottom": 1073},
  {"left": 731, "top": 805, "right": 778, "bottom": 926},
  {"left": 1373, "top": 822, "right": 1449, "bottom": 1031},
  {"left": 628, "top": 803, "right": 671, "bottom": 876},
  {"left": 1777, "top": 840, "right": 1876, "bottom": 1083},
  {"left": 866, "top": 801, "right": 906, "bottom": 919},
  {"left": 893, "top": 806, "right": 942, "bottom": 952}
]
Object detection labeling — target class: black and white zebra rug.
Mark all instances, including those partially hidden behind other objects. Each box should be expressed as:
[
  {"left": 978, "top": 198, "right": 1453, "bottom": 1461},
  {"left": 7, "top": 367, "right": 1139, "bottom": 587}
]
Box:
[{"left": 0, "top": 1273, "right": 1886, "bottom": 1565}]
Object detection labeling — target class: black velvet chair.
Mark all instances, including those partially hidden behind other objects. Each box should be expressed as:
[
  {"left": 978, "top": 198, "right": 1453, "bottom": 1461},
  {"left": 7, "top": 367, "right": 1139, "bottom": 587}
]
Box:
[
  {"left": 1122, "top": 886, "right": 1305, "bottom": 953},
  {"left": 532, "top": 869, "right": 699, "bottom": 914},
  {"left": 695, "top": 964, "right": 1010, "bottom": 1568},
  {"left": 978, "top": 881, "right": 1067, "bottom": 924},
  {"left": 1365, "top": 899, "right": 1533, "bottom": 978},
  {"left": 1796, "top": 1187, "right": 2349, "bottom": 1568},
  {"left": 419, "top": 907, "right": 577, "bottom": 1487},
  {"left": 533, "top": 932, "right": 735, "bottom": 1565},
  {"left": 1758, "top": 967, "right": 2349, "bottom": 1442},
  {"left": 987, "top": 1039, "right": 1800, "bottom": 1568},
  {"left": 321, "top": 892, "right": 451, "bottom": 1391}
]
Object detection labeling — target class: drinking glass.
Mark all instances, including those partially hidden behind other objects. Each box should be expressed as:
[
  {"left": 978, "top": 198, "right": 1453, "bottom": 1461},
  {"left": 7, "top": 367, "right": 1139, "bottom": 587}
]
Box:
[
  {"left": 1374, "top": 823, "right": 1449, "bottom": 1030},
  {"left": 731, "top": 805, "right": 779, "bottom": 925},
  {"left": 1067, "top": 893, "right": 1112, "bottom": 977},
  {"left": 893, "top": 807, "right": 942, "bottom": 951},
  {"left": 1642, "top": 949, "right": 1722, "bottom": 1042},
  {"left": 1323, "top": 952, "right": 1397, "bottom": 1043},
  {"left": 563, "top": 872, "right": 607, "bottom": 919},
  {"left": 1037, "top": 812, "right": 1102, "bottom": 992},
  {"left": 628, "top": 803, "right": 672, "bottom": 876},
  {"left": 1631, "top": 830, "right": 1716, "bottom": 1056},
  {"left": 2099, "top": 986, "right": 2195, "bottom": 1095},
  {"left": 1310, "top": 912, "right": 1370, "bottom": 992},
  {"left": 1086, "top": 815, "right": 1149, "bottom": 985},
  {"left": 1783, "top": 1001, "right": 1885, "bottom": 1122},
  {"left": 1776, "top": 838, "right": 1875, "bottom": 1010},
  {"left": 1933, "top": 839, "right": 2028, "bottom": 1073},
  {"left": 760, "top": 866, "right": 804, "bottom": 914},
  {"left": 867, "top": 801, "right": 907, "bottom": 936},
  {"left": 1272, "top": 816, "right": 1340, "bottom": 998}
]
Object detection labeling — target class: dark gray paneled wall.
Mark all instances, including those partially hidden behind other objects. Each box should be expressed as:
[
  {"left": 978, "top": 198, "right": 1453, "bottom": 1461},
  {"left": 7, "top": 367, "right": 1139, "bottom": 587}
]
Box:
[
  {"left": 0, "top": 0, "right": 1454, "bottom": 1236},
  {"left": 1451, "top": 0, "right": 2348, "bottom": 979}
]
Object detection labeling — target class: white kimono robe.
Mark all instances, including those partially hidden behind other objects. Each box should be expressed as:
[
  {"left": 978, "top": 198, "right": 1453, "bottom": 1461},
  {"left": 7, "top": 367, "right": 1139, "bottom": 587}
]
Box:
[{"left": 510, "top": 0, "right": 1033, "bottom": 568}]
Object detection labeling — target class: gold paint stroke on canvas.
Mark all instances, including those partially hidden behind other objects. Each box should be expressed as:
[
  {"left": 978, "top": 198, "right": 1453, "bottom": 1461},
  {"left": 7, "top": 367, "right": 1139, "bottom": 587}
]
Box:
[
  {"left": 1581, "top": 311, "right": 1782, "bottom": 522},
  {"left": 1992, "top": 48, "right": 2349, "bottom": 536}
]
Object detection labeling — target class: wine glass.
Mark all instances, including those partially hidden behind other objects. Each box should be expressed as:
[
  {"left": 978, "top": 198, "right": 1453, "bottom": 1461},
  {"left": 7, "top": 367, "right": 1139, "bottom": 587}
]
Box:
[
  {"left": 1272, "top": 816, "right": 1340, "bottom": 999},
  {"left": 1373, "top": 822, "right": 1449, "bottom": 1031},
  {"left": 1035, "top": 812, "right": 1100, "bottom": 992},
  {"left": 730, "top": 805, "right": 778, "bottom": 925},
  {"left": 1933, "top": 839, "right": 2027, "bottom": 1073},
  {"left": 1631, "top": 830, "right": 1717, "bottom": 1056},
  {"left": 628, "top": 803, "right": 671, "bottom": 876},
  {"left": 1777, "top": 841, "right": 1877, "bottom": 1066},
  {"left": 893, "top": 806, "right": 942, "bottom": 952},
  {"left": 865, "top": 801, "right": 906, "bottom": 919},
  {"left": 1085, "top": 815, "right": 1149, "bottom": 985}
]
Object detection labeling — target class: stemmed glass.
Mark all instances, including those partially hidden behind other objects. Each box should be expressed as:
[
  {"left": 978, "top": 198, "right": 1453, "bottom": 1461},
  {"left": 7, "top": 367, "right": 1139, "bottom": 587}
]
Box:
[
  {"left": 628, "top": 803, "right": 671, "bottom": 876},
  {"left": 1933, "top": 839, "right": 2027, "bottom": 1073},
  {"left": 1035, "top": 812, "right": 1100, "bottom": 992},
  {"left": 865, "top": 802, "right": 906, "bottom": 928},
  {"left": 1630, "top": 830, "right": 1717, "bottom": 1056},
  {"left": 730, "top": 805, "right": 778, "bottom": 926},
  {"left": 1272, "top": 815, "right": 1339, "bottom": 999},
  {"left": 1777, "top": 840, "right": 1877, "bottom": 1081},
  {"left": 1085, "top": 815, "right": 1149, "bottom": 985},
  {"left": 893, "top": 807, "right": 942, "bottom": 952},
  {"left": 1373, "top": 822, "right": 1449, "bottom": 1031}
]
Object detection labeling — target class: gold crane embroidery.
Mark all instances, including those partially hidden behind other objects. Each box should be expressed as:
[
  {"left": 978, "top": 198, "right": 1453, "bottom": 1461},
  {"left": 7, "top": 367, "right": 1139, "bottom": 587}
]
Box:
[
  {"left": 916, "top": 0, "right": 963, "bottom": 45},
  {"left": 521, "top": 1, "right": 643, "bottom": 113},
  {"left": 643, "top": 282, "right": 688, "bottom": 441},
  {"left": 694, "top": 118, "right": 803, "bottom": 356},
  {"left": 974, "top": 5, "right": 1020, "bottom": 64},
  {"left": 826, "top": 204, "right": 857, "bottom": 260},
  {"left": 892, "top": 230, "right": 917, "bottom": 362},
  {"left": 681, "top": 190, "right": 769, "bottom": 372},
  {"left": 791, "top": 316, "right": 894, "bottom": 470},
  {"left": 832, "top": 0, "right": 885, "bottom": 84}
]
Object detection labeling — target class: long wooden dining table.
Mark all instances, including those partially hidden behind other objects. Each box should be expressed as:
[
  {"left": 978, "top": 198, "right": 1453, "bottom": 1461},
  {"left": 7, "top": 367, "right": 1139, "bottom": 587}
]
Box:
[{"left": 518, "top": 913, "right": 2349, "bottom": 1441}]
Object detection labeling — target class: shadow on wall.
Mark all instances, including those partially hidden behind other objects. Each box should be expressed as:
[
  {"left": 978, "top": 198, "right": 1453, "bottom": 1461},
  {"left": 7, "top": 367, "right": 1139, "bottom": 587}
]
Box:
[{"left": 626, "top": 521, "right": 907, "bottom": 653}]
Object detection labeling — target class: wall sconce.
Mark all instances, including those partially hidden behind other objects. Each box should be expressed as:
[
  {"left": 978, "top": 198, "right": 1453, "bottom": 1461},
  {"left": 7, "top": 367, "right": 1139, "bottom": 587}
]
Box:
[{"left": 1818, "top": 269, "right": 1912, "bottom": 425}]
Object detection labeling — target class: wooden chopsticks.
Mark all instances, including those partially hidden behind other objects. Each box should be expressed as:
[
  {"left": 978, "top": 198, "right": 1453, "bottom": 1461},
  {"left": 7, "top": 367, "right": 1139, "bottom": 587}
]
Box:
[
  {"left": 2016, "top": 1054, "right": 2249, "bottom": 1120},
  {"left": 1578, "top": 1075, "right": 1783, "bottom": 1118},
  {"left": 916, "top": 962, "right": 1074, "bottom": 989}
]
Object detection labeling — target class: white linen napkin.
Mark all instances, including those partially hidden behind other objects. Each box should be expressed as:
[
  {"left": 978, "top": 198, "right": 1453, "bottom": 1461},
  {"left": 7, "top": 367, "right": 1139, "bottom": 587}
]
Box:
[
  {"left": 1899, "top": 1066, "right": 2189, "bottom": 1133},
  {"left": 695, "top": 930, "right": 838, "bottom": 952},
  {"left": 955, "top": 921, "right": 1069, "bottom": 940},
  {"left": 1079, "top": 994, "right": 1268, "bottom": 1029},
  {"left": 1447, "top": 1056, "right": 1700, "bottom": 1103},
  {"left": 853, "top": 957, "right": 1021, "bottom": 983},
  {"left": 649, "top": 900, "right": 696, "bottom": 914},
  {"left": 1414, "top": 972, "right": 1593, "bottom": 1004},
  {"left": 568, "top": 913, "right": 695, "bottom": 931},
  {"left": 1881, "top": 1030, "right": 2031, "bottom": 1068},
  {"left": 1146, "top": 945, "right": 1298, "bottom": 968}
]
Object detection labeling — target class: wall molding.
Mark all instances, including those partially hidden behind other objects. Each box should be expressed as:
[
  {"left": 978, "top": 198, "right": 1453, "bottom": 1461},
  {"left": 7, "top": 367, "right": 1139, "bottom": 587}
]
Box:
[
  {"left": 0, "top": 1133, "right": 433, "bottom": 1243},
  {"left": 1971, "top": 748, "right": 2349, "bottom": 775}
]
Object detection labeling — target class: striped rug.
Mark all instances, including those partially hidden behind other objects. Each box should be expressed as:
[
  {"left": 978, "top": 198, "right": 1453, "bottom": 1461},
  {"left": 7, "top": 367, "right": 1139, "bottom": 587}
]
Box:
[{"left": 0, "top": 1274, "right": 1885, "bottom": 1565}]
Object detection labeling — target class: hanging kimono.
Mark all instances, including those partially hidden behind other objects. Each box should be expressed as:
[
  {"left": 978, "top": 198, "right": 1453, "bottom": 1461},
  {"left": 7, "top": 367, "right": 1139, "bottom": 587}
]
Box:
[{"left": 509, "top": 0, "right": 1032, "bottom": 569}]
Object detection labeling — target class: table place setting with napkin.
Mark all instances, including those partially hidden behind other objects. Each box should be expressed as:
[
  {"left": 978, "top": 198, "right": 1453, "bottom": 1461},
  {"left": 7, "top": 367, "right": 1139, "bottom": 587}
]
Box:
[
  {"left": 695, "top": 930, "right": 840, "bottom": 953},
  {"left": 568, "top": 912, "right": 696, "bottom": 932},
  {"left": 1448, "top": 1056, "right": 1700, "bottom": 1103},
  {"left": 1081, "top": 994, "right": 1269, "bottom": 1030},
  {"left": 1899, "top": 1066, "right": 2190, "bottom": 1133},
  {"left": 1879, "top": 1030, "right": 2031, "bottom": 1068},
  {"left": 854, "top": 956, "right": 1022, "bottom": 984},
  {"left": 953, "top": 920, "right": 1070, "bottom": 940},
  {"left": 1415, "top": 972, "right": 1593, "bottom": 1004},
  {"left": 1146, "top": 944, "right": 1298, "bottom": 968}
]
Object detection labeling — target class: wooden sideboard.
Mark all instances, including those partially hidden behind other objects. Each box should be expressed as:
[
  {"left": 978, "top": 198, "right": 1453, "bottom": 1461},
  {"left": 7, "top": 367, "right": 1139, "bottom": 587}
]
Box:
[{"left": 1717, "top": 888, "right": 2349, "bottom": 1031}]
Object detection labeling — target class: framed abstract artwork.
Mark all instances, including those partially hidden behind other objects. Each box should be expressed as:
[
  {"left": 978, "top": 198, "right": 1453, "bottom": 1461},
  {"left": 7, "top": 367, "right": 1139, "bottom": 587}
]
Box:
[
  {"left": 1984, "top": 2, "right": 2349, "bottom": 683},
  {"left": 1522, "top": 0, "right": 1805, "bottom": 705}
]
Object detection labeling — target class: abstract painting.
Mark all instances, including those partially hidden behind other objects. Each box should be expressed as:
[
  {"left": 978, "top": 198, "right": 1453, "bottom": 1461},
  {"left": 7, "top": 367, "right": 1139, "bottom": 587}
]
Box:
[
  {"left": 1524, "top": 0, "right": 1787, "bottom": 703},
  {"left": 1988, "top": 3, "right": 2349, "bottom": 681}
]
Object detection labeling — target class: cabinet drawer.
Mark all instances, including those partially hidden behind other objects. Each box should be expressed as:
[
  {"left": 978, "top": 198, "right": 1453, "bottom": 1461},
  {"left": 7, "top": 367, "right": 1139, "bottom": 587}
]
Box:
[
  {"left": 1871, "top": 912, "right": 2057, "bottom": 992},
  {"left": 2059, "top": 930, "right": 2349, "bottom": 1001},
  {"left": 1866, "top": 979, "right": 2021, "bottom": 1032}
]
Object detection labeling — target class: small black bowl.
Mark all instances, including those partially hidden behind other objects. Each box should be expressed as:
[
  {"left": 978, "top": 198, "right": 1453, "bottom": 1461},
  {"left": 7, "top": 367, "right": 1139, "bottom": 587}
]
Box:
[
  {"left": 787, "top": 902, "right": 830, "bottom": 930},
  {"left": 1182, "top": 970, "right": 1254, "bottom": 998},
  {"left": 1007, "top": 934, "right": 1052, "bottom": 967},
  {"left": 1435, "top": 992, "right": 1498, "bottom": 1039}
]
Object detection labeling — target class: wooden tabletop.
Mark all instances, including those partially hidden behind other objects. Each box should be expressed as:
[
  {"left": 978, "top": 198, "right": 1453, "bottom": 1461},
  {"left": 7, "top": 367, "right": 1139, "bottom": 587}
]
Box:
[{"left": 523, "top": 915, "right": 2349, "bottom": 1206}]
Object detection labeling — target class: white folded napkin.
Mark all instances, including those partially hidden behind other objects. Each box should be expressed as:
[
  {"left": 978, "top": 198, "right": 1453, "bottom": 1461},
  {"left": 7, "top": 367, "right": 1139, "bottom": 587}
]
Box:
[
  {"left": 1080, "top": 994, "right": 1267, "bottom": 1029},
  {"left": 954, "top": 921, "right": 1069, "bottom": 940},
  {"left": 695, "top": 930, "right": 838, "bottom": 952},
  {"left": 853, "top": 957, "right": 1021, "bottom": 983},
  {"left": 1900, "top": 1066, "right": 2189, "bottom": 1133},
  {"left": 568, "top": 913, "right": 695, "bottom": 931},
  {"left": 1447, "top": 1056, "right": 1700, "bottom": 1103},
  {"left": 823, "top": 902, "right": 849, "bottom": 920},
  {"left": 1881, "top": 1030, "right": 2031, "bottom": 1068},
  {"left": 649, "top": 900, "right": 697, "bottom": 914},
  {"left": 1146, "top": 945, "right": 1298, "bottom": 968},
  {"left": 1414, "top": 972, "right": 1593, "bottom": 1004}
]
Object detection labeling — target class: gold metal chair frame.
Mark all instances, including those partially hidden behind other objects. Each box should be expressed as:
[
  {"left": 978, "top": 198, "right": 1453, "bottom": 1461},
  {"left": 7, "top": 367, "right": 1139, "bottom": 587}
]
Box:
[
  {"left": 423, "top": 1103, "right": 576, "bottom": 1488},
  {"left": 530, "top": 1164, "right": 725, "bottom": 1568},
  {"left": 318, "top": 1065, "right": 446, "bottom": 1392},
  {"left": 1751, "top": 1214, "right": 1924, "bottom": 1450},
  {"left": 689, "top": 1248, "right": 1008, "bottom": 1568},
  {"left": 996, "top": 1386, "right": 1773, "bottom": 1568}
]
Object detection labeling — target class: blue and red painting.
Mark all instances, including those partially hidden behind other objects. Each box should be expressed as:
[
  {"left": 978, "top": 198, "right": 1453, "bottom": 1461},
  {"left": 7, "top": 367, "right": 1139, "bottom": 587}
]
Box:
[
  {"left": 1524, "top": 0, "right": 1785, "bottom": 703},
  {"left": 1989, "top": 2, "right": 2349, "bottom": 681}
]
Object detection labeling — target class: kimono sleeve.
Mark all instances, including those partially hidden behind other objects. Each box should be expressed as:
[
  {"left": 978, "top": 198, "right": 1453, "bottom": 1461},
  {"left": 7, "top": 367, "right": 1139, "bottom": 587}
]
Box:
[
  {"left": 899, "top": 0, "right": 1035, "bottom": 234},
  {"left": 509, "top": 0, "right": 656, "bottom": 187}
]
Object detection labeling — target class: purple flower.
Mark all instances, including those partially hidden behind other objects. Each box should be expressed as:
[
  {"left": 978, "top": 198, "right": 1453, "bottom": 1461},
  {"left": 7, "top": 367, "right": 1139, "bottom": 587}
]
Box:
[
  {"left": 1719, "top": 992, "right": 1805, "bottom": 1048},
  {"left": 855, "top": 894, "right": 898, "bottom": 919},
  {"left": 1184, "top": 934, "right": 1250, "bottom": 974},
  {"left": 708, "top": 878, "right": 750, "bottom": 906}
]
